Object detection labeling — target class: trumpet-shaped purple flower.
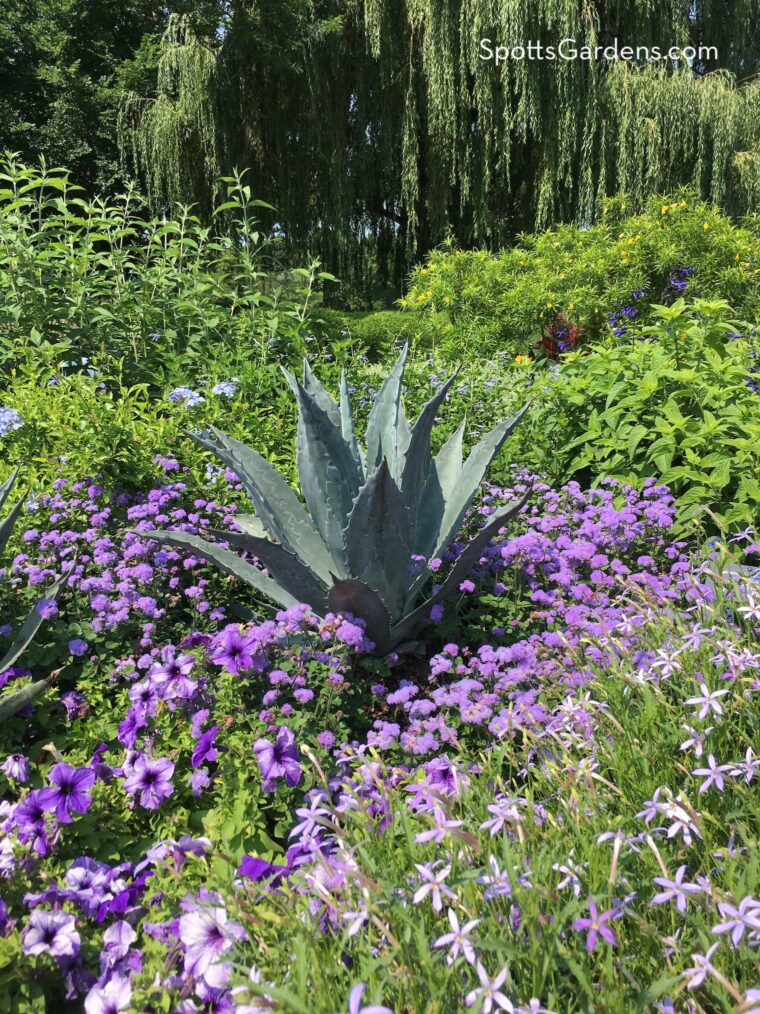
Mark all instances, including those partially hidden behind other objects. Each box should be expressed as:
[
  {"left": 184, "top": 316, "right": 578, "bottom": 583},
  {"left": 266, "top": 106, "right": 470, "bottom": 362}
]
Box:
[
  {"left": 191, "top": 726, "right": 220, "bottom": 768},
  {"left": 1, "top": 753, "right": 29, "bottom": 781},
  {"left": 253, "top": 727, "right": 301, "bottom": 790},
  {"left": 209, "top": 626, "right": 261, "bottom": 675},
  {"left": 38, "top": 762, "right": 95, "bottom": 823},
  {"left": 84, "top": 973, "right": 132, "bottom": 1014},
  {"left": 123, "top": 755, "right": 174, "bottom": 809},
  {"left": 22, "top": 909, "right": 80, "bottom": 957}
]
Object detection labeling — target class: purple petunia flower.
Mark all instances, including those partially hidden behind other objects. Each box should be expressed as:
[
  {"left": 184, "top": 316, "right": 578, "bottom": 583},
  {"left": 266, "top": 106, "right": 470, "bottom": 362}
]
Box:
[
  {"left": 123, "top": 755, "right": 175, "bottom": 809},
  {"left": 22, "top": 909, "right": 80, "bottom": 957},
  {"left": 191, "top": 726, "right": 220, "bottom": 769},
  {"left": 178, "top": 904, "right": 246, "bottom": 988},
  {"left": 84, "top": 972, "right": 132, "bottom": 1014},
  {"left": 1, "top": 752, "right": 29, "bottom": 781},
  {"left": 208, "top": 625, "right": 261, "bottom": 675},
  {"left": 253, "top": 726, "right": 302, "bottom": 791},
  {"left": 38, "top": 762, "right": 95, "bottom": 823}
]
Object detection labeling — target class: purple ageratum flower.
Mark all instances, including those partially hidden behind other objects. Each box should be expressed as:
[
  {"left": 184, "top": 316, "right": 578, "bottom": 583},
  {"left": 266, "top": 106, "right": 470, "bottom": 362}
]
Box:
[
  {"left": 68, "top": 638, "right": 89, "bottom": 657},
  {"left": 38, "top": 762, "right": 96, "bottom": 823},
  {"left": 208, "top": 625, "right": 261, "bottom": 675},
  {"left": 346, "top": 983, "right": 394, "bottom": 1014},
  {"left": 1, "top": 753, "right": 29, "bottom": 781},
  {"left": 191, "top": 726, "right": 220, "bottom": 769},
  {"left": 22, "top": 909, "right": 80, "bottom": 957},
  {"left": 84, "top": 973, "right": 132, "bottom": 1014},
  {"left": 253, "top": 727, "right": 302, "bottom": 791},
  {"left": 571, "top": 897, "right": 618, "bottom": 953},
  {"left": 123, "top": 755, "right": 175, "bottom": 809},
  {"left": 35, "top": 598, "right": 59, "bottom": 619}
]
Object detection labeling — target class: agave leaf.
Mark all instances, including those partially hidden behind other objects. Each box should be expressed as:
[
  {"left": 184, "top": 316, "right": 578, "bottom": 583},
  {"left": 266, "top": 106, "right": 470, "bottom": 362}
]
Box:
[
  {"left": 400, "top": 370, "right": 459, "bottom": 514},
  {"left": 327, "top": 577, "right": 392, "bottom": 654},
  {"left": 144, "top": 530, "right": 299, "bottom": 609},
  {"left": 343, "top": 459, "right": 413, "bottom": 620},
  {"left": 0, "top": 467, "right": 19, "bottom": 515},
  {"left": 0, "top": 568, "right": 70, "bottom": 675},
  {"left": 390, "top": 486, "right": 532, "bottom": 645},
  {"left": 207, "top": 528, "right": 328, "bottom": 614},
  {"left": 365, "top": 344, "right": 409, "bottom": 478},
  {"left": 303, "top": 360, "right": 342, "bottom": 430},
  {"left": 412, "top": 418, "right": 466, "bottom": 568},
  {"left": 0, "top": 673, "right": 58, "bottom": 723},
  {"left": 0, "top": 497, "right": 24, "bottom": 561},
  {"left": 339, "top": 371, "right": 364, "bottom": 479},
  {"left": 284, "top": 370, "right": 362, "bottom": 571},
  {"left": 191, "top": 427, "right": 334, "bottom": 584},
  {"left": 428, "top": 403, "right": 529, "bottom": 566},
  {"left": 235, "top": 514, "right": 271, "bottom": 539}
]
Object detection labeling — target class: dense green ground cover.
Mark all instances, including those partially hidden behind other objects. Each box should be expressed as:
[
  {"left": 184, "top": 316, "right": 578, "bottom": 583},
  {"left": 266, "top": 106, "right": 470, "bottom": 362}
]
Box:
[{"left": 0, "top": 166, "right": 759, "bottom": 1013}]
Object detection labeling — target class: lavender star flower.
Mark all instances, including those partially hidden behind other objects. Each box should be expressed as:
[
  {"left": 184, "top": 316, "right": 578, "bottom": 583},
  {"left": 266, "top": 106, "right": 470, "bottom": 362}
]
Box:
[
  {"left": 651, "top": 866, "right": 703, "bottom": 913},
  {"left": 571, "top": 896, "right": 618, "bottom": 953},
  {"left": 465, "top": 963, "right": 513, "bottom": 1012},
  {"left": 346, "top": 983, "right": 394, "bottom": 1014},
  {"left": 434, "top": 908, "right": 480, "bottom": 965}
]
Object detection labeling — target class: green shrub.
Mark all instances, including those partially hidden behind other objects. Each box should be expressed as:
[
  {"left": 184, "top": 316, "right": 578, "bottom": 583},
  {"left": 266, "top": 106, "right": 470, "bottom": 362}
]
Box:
[
  {"left": 0, "top": 156, "right": 339, "bottom": 390},
  {"left": 529, "top": 298, "right": 760, "bottom": 531},
  {"left": 402, "top": 192, "right": 760, "bottom": 359}
]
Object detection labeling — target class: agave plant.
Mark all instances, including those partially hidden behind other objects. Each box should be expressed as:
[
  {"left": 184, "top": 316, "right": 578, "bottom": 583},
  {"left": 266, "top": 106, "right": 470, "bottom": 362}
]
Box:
[
  {"left": 150, "top": 346, "right": 529, "bottom": 652},
  {"left": 0, "top": 469, "right": 68, "bottom": 721}
]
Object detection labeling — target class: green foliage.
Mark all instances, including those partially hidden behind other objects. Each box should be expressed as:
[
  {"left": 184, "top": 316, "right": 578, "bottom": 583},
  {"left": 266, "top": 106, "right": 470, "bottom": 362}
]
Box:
[
  {"left": 150, "top": 347, "right": 528, "bottom": 651},
  {"left": 0, "top": 156, "right": 338, "bottom": 390},
  {"left": 530, "top": 299, "right": 760, "bottom": 531},
  {"left": 403, "top": 194, "right": 760, "bottom": 359}
]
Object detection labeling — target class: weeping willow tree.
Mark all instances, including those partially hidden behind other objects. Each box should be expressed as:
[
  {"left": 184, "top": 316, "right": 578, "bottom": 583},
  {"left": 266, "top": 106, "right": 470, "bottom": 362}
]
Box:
[{"left": 118, "top": 1, "right": 760, "bottom": 291}]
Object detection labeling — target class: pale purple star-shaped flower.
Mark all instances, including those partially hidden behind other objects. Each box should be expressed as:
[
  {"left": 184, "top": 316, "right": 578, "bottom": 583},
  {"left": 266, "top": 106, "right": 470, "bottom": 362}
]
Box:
[
  {"left": 711, "top": 896, "right": 760, "bottom": 947},
  {"left": 413, "top": 862, "right": 455, "bottom": 912},
  {"left": 434, "top": 908, "right": 480, "bottom": 965},
  {"left": 571, "top": 897, "right": 618, "bottom": 952},
  {"left": 651, "top": 866, "right": 703, "bottom": 913},
  {"left": 692, "top": 754, "right": 733, "bottom": 794},
  {"left": 683, "top": 942, "right": 720, "bottom": 989},
  {"left": 346, "top": 982, "right": 394, "bottom": 1014},
  {"left": 465, "top": 963, "right": 513, "bottom": 1012}
]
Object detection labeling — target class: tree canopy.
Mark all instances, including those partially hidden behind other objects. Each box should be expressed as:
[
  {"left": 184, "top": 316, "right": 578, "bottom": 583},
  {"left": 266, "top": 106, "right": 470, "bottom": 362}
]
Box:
[{"left": 3, "top": 1, "right": 760, "bottom": 294}]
